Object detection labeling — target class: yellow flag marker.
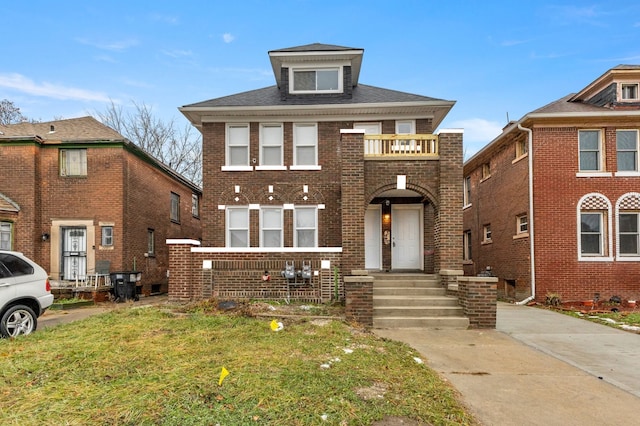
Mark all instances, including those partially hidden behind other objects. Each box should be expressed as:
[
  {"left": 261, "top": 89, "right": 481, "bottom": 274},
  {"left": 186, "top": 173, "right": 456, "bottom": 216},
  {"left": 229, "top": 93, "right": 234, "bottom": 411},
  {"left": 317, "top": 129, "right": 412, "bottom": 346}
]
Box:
[
  {"left": 218, "top": 367, "right": 229, "bottom": 386},
  {"left": 270, "top": 319, "right": 284, "bottom": 331}
]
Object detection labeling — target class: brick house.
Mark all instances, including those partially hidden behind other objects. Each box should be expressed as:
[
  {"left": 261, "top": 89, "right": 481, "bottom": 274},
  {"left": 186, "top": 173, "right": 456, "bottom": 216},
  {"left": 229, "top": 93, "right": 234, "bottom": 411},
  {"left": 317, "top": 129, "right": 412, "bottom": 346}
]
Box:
[
  {"left": 170, "top": 43, "right": 494, "bottom": 327},
  {"left": 463, "top": 65, "right": 640, "bottom": 304},
  {"left": 0, "top": 116, "right": 202, "bottom": 296}
]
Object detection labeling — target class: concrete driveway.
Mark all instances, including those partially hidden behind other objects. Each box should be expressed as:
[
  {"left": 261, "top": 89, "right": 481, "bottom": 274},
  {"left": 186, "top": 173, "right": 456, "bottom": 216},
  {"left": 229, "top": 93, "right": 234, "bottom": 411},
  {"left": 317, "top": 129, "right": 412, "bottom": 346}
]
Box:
[{"left": 375, "top": 303, "right": 640, "bottom": 426}]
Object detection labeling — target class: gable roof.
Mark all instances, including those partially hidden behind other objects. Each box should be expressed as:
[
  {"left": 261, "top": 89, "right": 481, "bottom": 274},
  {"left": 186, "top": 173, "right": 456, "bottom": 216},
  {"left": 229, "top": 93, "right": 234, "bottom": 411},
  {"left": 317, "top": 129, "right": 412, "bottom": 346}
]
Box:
[
  {"left": 0, "top": 116, "right": 124, "bottom": 142},
  {"left": 0, "top": 193, "right": 20, "bottom": 213},
  {"left": 268, "top": 43, "right": 360, "bottom": 53}
]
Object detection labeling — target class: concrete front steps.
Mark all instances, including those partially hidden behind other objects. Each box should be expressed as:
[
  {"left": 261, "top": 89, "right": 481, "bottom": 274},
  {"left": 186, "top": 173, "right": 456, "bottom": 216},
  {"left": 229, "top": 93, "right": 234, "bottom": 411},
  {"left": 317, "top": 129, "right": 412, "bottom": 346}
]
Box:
[{"left": 372, "top": 273, "right": 469, "bottom": 329}]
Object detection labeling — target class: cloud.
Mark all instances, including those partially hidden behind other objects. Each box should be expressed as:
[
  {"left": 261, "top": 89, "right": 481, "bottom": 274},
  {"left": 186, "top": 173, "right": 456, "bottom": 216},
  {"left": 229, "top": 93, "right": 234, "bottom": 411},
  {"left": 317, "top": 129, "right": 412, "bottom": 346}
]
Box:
[
  {"left": 446, "top": 118, "right": 504, "bottom": 159},
  {"left": 76, "top": 37, "right": 139, "bottom": 51},
  {"left": 0, "top": 73, "right": 112, "bottom": 102},
  {"left": 223, "top": 33, "right": 235, "bottom": 43},
  {"left": 545, "top": 5, "right": 608, "bottom": 27},
  {"left": 501, "top": 39, "right": 531, "bottom": 47},
  {"left": 150, "top": 13, "right": 179, "bottom": 25},
  {"left": 161, "top": 49, "right": 193, "bottom": 58}
]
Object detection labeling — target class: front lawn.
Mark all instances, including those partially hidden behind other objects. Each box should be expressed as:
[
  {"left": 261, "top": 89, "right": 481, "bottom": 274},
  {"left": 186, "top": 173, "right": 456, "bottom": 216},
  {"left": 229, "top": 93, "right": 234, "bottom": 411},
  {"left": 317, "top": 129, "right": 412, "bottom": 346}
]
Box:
[{"left": 0, "top": 302, "right": 476, "bottom": 425}]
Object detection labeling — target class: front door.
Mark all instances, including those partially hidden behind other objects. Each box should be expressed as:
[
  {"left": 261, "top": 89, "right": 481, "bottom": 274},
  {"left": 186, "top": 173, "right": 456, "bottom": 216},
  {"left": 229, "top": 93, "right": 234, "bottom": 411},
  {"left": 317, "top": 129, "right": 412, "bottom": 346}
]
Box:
[
  {"left": 391, "top": 205, "right": 423, "bottom": 270},
  {"left": 365, "top": 206, "right": 382, "bottom": 270},
  {"left": 61, "top": 227, "right": 87, "bottom": 281}
]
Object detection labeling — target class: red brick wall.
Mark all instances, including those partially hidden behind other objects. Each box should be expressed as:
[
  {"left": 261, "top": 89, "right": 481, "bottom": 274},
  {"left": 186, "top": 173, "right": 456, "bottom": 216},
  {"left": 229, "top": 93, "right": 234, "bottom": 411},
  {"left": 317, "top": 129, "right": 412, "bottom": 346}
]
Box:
[
  {"left": 533, "top": 126, "right": 640, "bottom": 302},
  {"left": 463, "top": 134, "right": 531, "bottom": 300}
]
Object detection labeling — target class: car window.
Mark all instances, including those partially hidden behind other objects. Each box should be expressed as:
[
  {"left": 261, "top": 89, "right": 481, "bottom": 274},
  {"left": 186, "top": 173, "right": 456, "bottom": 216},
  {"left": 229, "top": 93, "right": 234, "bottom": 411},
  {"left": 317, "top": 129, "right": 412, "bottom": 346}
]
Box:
[{"left": 0, "top": 254, "right": 34, "bottom": 277}]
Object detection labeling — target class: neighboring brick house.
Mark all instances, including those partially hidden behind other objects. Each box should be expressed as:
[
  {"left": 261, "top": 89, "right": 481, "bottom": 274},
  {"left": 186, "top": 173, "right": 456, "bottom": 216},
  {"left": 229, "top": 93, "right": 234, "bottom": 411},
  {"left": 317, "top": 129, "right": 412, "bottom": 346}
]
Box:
[
  {"left": 463, "top": 65, "right": 640, "bottom": 304},
  {"left": 170, "top": 43, "right": 470, "bottom": 325},
  {"left": 0, "top": 116, "right": 201, "bottom": 296}
]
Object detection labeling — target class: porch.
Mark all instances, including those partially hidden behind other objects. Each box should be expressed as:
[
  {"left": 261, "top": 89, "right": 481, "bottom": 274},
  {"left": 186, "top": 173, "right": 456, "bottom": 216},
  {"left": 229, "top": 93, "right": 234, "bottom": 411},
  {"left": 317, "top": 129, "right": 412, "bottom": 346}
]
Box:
[{"left": 364, "top": 134, "right": 439, "bottom": 158}]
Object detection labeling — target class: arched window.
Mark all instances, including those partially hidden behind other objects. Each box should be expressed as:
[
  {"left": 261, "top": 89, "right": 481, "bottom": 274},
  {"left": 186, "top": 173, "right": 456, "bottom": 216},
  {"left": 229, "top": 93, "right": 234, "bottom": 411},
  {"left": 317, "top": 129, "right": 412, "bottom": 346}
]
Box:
[
  {"left": 615, "top": 192, "right": 640, "bottom": 260},
  {"left": 577, "top": 193, "right": 612, "bottom": 261}
]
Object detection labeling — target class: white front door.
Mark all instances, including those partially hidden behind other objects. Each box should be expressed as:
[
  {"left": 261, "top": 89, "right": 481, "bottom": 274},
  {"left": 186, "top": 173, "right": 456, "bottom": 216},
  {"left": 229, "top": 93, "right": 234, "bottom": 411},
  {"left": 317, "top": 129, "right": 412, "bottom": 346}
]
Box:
[
  {"left": 365, "top": 206, "right": 382, "bottom": 270},
  {"left": 391, "top": 205, "right": 423, "bottom": 270}
]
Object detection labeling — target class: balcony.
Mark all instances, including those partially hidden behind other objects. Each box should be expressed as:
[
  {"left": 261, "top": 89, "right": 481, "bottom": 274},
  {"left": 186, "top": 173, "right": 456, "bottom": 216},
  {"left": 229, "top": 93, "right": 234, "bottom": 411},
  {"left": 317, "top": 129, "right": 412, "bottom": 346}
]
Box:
[{"left": 364, "top": 134, "right": 439, "bottom": 159}]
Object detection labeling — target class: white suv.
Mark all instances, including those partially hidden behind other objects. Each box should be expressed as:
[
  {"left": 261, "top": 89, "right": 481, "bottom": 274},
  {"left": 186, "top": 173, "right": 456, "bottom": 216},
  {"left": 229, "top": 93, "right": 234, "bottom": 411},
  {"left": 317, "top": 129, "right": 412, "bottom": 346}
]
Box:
[{"left": 0, "top": 251, "right": 54, "bottom": 337}]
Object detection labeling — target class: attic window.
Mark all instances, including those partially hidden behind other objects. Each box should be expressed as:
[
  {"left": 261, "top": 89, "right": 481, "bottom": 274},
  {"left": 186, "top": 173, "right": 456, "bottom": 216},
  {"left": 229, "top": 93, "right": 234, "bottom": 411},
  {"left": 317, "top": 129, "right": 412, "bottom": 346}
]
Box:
[
  {"left": 621, "top": 83, "right": 638, "bottom": 101},
  {"left": 291, "top": 67, "right": 341, "bottom": 93}
]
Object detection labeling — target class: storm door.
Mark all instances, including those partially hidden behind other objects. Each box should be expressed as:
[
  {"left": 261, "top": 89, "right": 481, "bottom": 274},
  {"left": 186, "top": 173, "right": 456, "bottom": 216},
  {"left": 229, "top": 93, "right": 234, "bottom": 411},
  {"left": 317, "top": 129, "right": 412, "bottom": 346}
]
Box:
[{"left": 61, "top": 227, "right": 87, "bottom": 281}]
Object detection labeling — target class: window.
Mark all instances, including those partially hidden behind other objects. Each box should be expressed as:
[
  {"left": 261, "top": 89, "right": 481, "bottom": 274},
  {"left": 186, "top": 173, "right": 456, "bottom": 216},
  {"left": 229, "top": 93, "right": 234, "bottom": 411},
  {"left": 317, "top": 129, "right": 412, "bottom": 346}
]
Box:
[
  {"left": 292, "top": 68, "right": 340, "bottom": 93},
  {"left": 101, "top": 226, "right": 113, "bottom": 247},
  {"left": 260, "top": 207, "right": 283, "bottom": 247},
  {"left": 227, "top": 207, "right": 249, "bottom": 247},
  {"left": 580, "top": 212, "right": 604, "bottom": 256},
  {"left": 260, "top": 124, "right": 283, "bottom": 166},
  {"left": 0, "top": 222, "right": 12, "bottom": 250},
  {"left": 515, "top": 138, "right": 528, "bottom": 159},
  {"left": 616, "top": 130, "right": 638, "bottom": 172},
  {"left": 226, "top": 124, "right": 250, "bottom": 167},
  {"left": 293, "top": 123, "right": 318, "bottom": 166},
  {"left": 483, "top": 224, "right": 492, "bottom": 242},
  {"left": 517, "top": 214, "right": 528, "bottom": 234},
  {"left": 463, "top": 230, "right": 472, "bottom": 261},
  {"left": 463, "top": 176, "right": 471, "bottom": 207},
  {"left": 621, "top": 83, "right": 638, "bottom": 100},
  {"left": 170, "top": 193, "right": 180, "bottom": 223},
  {"left": 59, "top": 149, "right": 87, "bottom": 176},
  {"left": 579, "top": 130, "right": 602, "bottom": 171},
  {"left": 619, "top": 213, "right": 639, "bottom": 256},
  {"left": 147, "top": 229, "right": 155, "bottom": 256},
  {"left": 0, "top": 253, "right": 33, "bottom": 277},
  {"left": 192, "top": 194, "right": 199, "bottom": 217},
  {"left": 294, "top": 207, "right": 317, "bottom": 247},
  {"left": 481, "top": 162, "right": 491, "bottom": 180}
]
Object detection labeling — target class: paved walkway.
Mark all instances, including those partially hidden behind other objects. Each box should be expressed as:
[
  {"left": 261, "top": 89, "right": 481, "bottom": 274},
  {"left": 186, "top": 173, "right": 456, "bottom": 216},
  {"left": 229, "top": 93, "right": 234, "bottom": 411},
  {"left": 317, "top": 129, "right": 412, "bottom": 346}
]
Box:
[{"left": 375, "top": 303, "right": 640, "bottom": 426}]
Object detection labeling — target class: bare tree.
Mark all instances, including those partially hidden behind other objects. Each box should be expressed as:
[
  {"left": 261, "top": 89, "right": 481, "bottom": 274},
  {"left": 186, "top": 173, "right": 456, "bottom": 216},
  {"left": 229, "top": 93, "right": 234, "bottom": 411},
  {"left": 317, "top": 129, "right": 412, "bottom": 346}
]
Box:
[
  {"left": 97, "top": 100, "right": 202, "bottom": 186},
  {"left": 0, "top": 99, "right": 27, "bottom": 125}
]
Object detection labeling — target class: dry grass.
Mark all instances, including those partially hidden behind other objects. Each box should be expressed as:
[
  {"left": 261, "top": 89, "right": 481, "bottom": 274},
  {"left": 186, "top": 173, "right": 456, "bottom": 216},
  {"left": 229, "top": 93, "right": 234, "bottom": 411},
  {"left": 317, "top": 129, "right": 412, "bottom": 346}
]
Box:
[{"left": 0, "top": 302, "right": 477, "bottom": 425}]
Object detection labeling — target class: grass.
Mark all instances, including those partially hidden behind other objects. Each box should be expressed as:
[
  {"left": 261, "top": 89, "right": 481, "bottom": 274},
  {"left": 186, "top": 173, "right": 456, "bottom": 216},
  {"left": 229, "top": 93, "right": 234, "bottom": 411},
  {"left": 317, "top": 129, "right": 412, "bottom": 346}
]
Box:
[{"left": 0, "top": 302, "right": 477, "bottom": 425}]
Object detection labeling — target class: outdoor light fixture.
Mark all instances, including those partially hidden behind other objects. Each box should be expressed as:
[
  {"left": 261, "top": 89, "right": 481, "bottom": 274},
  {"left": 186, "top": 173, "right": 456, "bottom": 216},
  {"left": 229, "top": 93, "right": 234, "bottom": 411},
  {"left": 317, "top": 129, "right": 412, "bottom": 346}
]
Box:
[{"left": 41, "top": 233, "right": 50, "bottom": 241}]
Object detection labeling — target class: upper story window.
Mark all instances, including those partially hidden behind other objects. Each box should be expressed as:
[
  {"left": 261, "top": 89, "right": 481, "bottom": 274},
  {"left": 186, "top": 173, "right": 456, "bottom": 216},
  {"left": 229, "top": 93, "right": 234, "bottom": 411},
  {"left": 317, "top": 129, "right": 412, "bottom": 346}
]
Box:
[
  {"left": 481, "top": 162, "right": 491, "bottom": 180},
  {"left": 291, "top": 68, "right": 340, "bottom": 93},
  {"left": 516, "top": 214, "right": 528, "bottom": 234},
  {"left": 621, "top": 83, "right": 639, "bottom": 100},
  {"left": 226, "top": 124, "right": 250, "bottom": 167},
  {"left": 616, "top": 130, "right": 638, "bottom": 172},
  {"left": 578, "top": 130, "right": 602, "bottom": 172},
  {"left": 192, "top": 194, "right": 200, "bottom": 218},
  {"left": 482, "top": 224, "right": 492, "bottom": 243},
  {"left": 60, "top": 149, "right": 87, "bottom": 177},
  {"left": 260, "top": 123, "right": 283, "bottom": 167},
  {"left": 147, "top": 228, "right": 155, "bottom": 256},
  {"left": 292, "top": 123, "right": 318, "bottom": 167},
  {"left": 515, "top": 138, "right": 528, "bottom": 159},
  {"left": 0, "top": 222, "right": 12, "bottom": 250},
  {"left": 463, "top": 176, "right": 471, "bottom": 208},
  {"left": 170, "top": 192, "right": 180, "bottom": 223},
  {"left": 227, "top": 206, "right": 249, "bottom": 247},
  {"left": 396, "top": 120, "right": 415, "bottom": 134}
]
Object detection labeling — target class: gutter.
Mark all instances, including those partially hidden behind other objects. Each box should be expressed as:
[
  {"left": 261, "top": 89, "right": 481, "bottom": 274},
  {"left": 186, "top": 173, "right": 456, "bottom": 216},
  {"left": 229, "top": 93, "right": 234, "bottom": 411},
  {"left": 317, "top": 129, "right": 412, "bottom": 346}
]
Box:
[{"left": 516, "top": 123, "right": 535, "bottom": 305}]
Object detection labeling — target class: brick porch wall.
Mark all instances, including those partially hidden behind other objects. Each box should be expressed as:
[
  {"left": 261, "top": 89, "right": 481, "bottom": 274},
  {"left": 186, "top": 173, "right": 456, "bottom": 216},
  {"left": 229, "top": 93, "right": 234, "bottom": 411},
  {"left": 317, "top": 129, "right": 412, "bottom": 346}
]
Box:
[{"left": 457, "top": 276, "right": 498, "bottom": 328}]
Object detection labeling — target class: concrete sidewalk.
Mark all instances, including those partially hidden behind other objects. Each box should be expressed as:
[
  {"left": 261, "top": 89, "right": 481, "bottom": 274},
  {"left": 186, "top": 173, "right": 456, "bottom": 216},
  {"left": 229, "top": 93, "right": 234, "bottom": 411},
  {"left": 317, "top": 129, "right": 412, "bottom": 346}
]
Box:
[{"left": 375, "top": 303, "right": 640, "bottom": 426}]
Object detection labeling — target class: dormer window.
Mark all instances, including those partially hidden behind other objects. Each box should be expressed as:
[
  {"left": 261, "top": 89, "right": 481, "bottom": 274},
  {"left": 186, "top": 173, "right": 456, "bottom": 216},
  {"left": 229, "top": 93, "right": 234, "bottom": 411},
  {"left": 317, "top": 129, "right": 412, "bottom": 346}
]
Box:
[
  {"left": 291, "top": 67, "right": 341, "bottom": 93},
  {"left": 621, "top": 83, "right": 638, "bottom": 101}
]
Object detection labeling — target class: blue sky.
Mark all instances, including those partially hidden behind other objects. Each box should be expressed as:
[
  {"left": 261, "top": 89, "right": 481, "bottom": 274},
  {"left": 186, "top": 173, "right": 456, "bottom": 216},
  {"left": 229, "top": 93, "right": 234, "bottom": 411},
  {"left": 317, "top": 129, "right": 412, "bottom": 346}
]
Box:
[{"left": 2, "top": 0, "right": 640, "bottom": 157}]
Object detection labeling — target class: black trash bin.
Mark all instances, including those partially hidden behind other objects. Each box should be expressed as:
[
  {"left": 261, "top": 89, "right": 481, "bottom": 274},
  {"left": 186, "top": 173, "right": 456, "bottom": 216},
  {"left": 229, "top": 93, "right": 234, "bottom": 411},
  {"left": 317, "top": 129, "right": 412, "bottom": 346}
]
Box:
[{"left": 110, "top": 271, "right": 141, "bottom": 302}]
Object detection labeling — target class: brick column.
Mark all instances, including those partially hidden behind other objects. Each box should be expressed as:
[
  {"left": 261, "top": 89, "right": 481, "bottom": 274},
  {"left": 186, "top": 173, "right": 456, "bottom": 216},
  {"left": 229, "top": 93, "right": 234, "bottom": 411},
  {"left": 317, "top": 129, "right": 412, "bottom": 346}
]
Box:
[
  {"left": 340, "top": 129, "right": 366, "bottom": 273},
  {"left": 436, "top": 130, "right": 463, "bottom": 273},
  {"left": 458, "top": 276, "right": 498, "bottom": 328},
  {"left": 167, "top": 239, "right": 200, "bottom": 302},
  {"left": 344, "top": 274, "right": 373, "bottom": 327}
]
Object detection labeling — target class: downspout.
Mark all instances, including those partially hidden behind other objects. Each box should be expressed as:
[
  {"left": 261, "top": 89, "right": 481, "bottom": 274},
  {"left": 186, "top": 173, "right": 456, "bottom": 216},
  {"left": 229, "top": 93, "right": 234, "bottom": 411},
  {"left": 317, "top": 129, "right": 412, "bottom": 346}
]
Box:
[{"left": 516, "top": 123, "right": 536, "bottom": 305}]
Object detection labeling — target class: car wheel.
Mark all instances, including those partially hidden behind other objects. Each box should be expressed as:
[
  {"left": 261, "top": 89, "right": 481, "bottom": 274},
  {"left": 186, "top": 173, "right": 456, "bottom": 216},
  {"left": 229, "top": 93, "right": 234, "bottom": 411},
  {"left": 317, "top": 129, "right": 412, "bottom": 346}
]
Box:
[{"left": 0, "top": 305, "right": 37, "bottom": 338}]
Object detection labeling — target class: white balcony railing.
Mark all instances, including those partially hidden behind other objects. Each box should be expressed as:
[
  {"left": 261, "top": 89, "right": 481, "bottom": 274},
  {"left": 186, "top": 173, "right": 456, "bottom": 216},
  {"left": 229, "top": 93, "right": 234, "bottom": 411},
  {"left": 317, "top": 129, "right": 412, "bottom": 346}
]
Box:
[{"left": 364, "top": 134, "right": 439, "bottom": 158}]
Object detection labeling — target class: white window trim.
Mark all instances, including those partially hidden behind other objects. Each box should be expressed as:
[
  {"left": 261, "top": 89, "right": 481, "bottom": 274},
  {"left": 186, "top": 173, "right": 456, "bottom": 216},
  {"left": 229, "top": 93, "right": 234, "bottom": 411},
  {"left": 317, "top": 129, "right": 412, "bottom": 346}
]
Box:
[
  {"left": 0, "top": 221, "right": 13, "bottom": 250},
  {"left": 289, "top": 65, "right": 343, "bottom": 94},
  {"left": 615, "top": 129, "right": 639, "bottom": 174},
  {"left": 615, "top": 192, "right": 640, "bottom": 261},
  {"left": 256, "top": 165, "right": 287, "bottom": 171},
  {"left": 260, "top": 207, "right": 283, "bottom": 248},
  {"left": 482, "top": 224, "right": 492, "bottom": 244},
  {"left": 395, "top": 120, "right": 416, "bottom": 134},
  {"left": 226, "top": 206, "right": 250, "bottom": 248},
  {"left": 578, "top": 129, "right": 603, "bottom": 173},
  {"left": 293, "top": 123, "right": 318, "bottom": 167},
  {"left": 463, "top": 176, "right": 472, "bottom": 209},
  {"left": 259, "top": 123, "right": 284, "bottom": 167},
  {"left": 619, "top": 81, "right": 639, "bottom": 101},
  {"left": 294, "top": 206, "right": 318, "bottom": 248},
  {"left": 226, "top": 123, "right": 250, "bottom": 167},
  {"left": 577, "top": 193, "right": 613, "bottom": 261}
]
